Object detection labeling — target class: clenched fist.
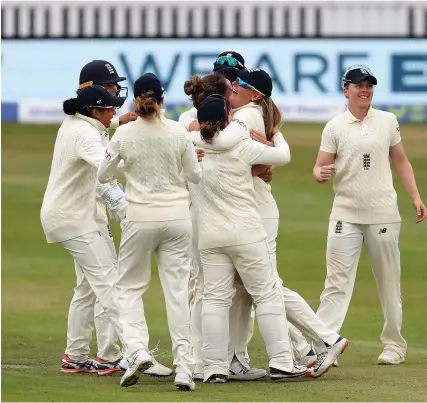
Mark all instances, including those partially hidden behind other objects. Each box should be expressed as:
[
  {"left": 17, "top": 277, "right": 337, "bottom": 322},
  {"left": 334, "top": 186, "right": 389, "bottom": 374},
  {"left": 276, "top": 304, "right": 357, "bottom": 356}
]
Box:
[{"left": 314, "top": 164, "right": 335, "bottom": 184}]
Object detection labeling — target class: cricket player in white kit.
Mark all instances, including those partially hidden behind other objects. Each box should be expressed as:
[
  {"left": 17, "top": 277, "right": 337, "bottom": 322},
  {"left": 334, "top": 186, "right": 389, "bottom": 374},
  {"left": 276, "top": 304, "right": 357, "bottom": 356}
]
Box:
[
  {"left": 313, "top": 65, "right": 426, "bottom": 365},
  {"left": 76, "top": 60, "right": 173, "bottom": 377},
  {"left": 188, "top": 95, "right": 318, "bottom": 382},
  {"left": 98, "top": 73, "right": 201, "bottom": 391},
  {"left": 40, "top": 86, "right": 128, "bottom": 373},
  {"left": 181, "top": 69, "right": 267, "bottom": 381}
]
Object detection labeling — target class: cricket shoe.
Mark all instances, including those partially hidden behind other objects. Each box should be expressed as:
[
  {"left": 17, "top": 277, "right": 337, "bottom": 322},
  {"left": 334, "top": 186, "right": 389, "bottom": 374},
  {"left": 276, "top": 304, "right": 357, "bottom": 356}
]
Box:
[
  {"left": 143, "top": 357, "right": 174, "bottom": 377},
  {"left": 298, "top": 349, "right": 317, "bottom": 368},
  {"left": 377, "top": 349, "right": 405, "bottom": 365},
  {"left": 269, "top": 364, "right": 312, "bottom": 380},
  {"left": 61, "top": 355, "right": 99, "bottom": 374},
  {"left": 229, "top": 357, "right": 267, "bottom": 381},
  {"left": 175, "top": 372, "right": 196, "bottom": 391},
  {"left": 205, "top": 373, "right": 229, "bottom": 383},
  {"left": 97, "top": 357, "right": 125, "bottom": 376},
  {"left": 312, "top": 337, "right": 348, "bottom": 378},
  {"left": 119, "top": 354, "right": 173, "bottom": 377},
  {"left": 120, "top": 349, "right": 153, "bottom": 388},
  {"left": 193, "top": 372, "right": 204, "bottom": 382}
]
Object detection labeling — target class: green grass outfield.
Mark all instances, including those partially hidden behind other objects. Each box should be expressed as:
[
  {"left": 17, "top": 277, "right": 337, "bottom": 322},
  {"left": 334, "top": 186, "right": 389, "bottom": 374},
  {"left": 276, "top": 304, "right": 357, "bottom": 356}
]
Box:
[{"left": 2, "top": 122, "right": 427, "bottom": 402}]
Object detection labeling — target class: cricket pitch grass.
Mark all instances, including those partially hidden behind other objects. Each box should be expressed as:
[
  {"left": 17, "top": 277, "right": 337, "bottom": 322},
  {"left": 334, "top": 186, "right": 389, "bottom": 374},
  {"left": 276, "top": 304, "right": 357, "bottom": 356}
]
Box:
[{"left": 2, "top": 122, "right": 426, "bottom": 402}]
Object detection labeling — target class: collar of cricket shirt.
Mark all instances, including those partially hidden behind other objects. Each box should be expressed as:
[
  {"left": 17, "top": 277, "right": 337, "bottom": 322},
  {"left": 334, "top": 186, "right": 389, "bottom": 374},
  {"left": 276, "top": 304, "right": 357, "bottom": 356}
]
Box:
[
  {"left": 75, "top": 112, "right": 106, "bottom": 133},
  {"left": 346, "top": 106, "right": 374, "bottom": 123},
  {"left": 231, "top": 101, "right": 263, "bottom": 115}
]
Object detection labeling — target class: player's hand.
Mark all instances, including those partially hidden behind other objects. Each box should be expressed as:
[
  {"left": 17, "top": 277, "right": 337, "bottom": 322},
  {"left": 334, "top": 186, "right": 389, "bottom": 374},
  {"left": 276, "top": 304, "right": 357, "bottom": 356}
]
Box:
[
  {"left": 252, "top": 164, "right": 271, "bottom": 182},
  {"left": 250, "top": 129, "right": 274, "bottom": 147},
  {"left": 413, "top": 196, "right": 426, "bottom": 223},
  {"left": 258, "top": 167, "right": 273, "bottom": 183},
  {"left": 119, "top": 112, "right": 138, "bottom": 125},
  {"left": 189, "top": 121, "right": 200, "bottom": 131},
  {"left": 196, "top": 149, "right": 205, "bottom": 162},
  {"left": 315, "top": 164, "right": 335, "bottom": 183}
]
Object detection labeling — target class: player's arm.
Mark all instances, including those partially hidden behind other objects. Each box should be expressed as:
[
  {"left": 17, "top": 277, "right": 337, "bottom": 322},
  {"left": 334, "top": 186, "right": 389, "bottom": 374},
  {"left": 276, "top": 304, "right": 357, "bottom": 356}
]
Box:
[
  {"left": 179, "top": 107, "right": 198, "bottom": 131},
  {"left": 98, "top": 130, "right": 123, "bottom": 184},
  {"left": 240, "top": 138, "right": 291, "bottom": 167},
  {"left": 190, "top": 116, "right": 250, "bottom": 150},
  {"left": 313, "top": 123, "right": 336, "bottom": 184},
  {"left": 389, "top": 120, "right": 426, "bottom": 223},
  {"left": 74, "top": 128, "right": 106, "bottom": 168},
  {"left": 110, "top": 113, "right": 138, "bottom": 130},
  {"left": 181, "top": 135, "right": 202, "bottom": 184}
]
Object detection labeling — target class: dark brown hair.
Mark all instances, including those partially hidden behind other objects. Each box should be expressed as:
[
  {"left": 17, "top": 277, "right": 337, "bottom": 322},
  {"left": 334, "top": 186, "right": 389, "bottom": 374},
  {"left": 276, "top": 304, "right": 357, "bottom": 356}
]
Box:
[
  {"left": 199, "top": 119, "right": 227, "bottom": 144},
  {"left": 184, "top": 73, "right": 228, "bottom": 109},
  {"left": 134, "top": 91, "right": 161, "bottom": 120}
]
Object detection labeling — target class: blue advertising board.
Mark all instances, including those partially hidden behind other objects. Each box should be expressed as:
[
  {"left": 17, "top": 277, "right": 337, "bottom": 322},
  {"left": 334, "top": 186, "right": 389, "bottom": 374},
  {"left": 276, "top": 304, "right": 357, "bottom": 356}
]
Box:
[{"left": 2, "top": 39, "right": 426, "bottom": 123}]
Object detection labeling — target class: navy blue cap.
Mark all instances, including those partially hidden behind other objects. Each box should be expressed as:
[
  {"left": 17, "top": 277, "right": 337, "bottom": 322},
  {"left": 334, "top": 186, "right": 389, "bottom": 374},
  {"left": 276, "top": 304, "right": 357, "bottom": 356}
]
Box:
[
  {"left": 79, "top": 60, "right": 126, "bottom": 88},
  {"left": 77, "top": 85, "right": 126, "bottom": 109},
  {"left": 342, "top": 65, "right": 377, "bottom": 88},
  {"left": 236, "top": 68, "right": 272, "bottom": 98},
  {"left": 133, "top": 73, "right": 164, "bottom": 103},
  {"left": 197, "top": 95, "right": 229, "bottom": 124}
]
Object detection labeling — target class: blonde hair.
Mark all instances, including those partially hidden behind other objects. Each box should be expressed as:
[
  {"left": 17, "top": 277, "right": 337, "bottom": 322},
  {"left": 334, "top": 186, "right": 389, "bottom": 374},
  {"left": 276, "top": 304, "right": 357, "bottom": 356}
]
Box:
[
  {"left": 134, "top": 91, "right": 161, "bottom": 120},
  {"left": 256, "top": 97, "right": 282, "bottom": 141}
]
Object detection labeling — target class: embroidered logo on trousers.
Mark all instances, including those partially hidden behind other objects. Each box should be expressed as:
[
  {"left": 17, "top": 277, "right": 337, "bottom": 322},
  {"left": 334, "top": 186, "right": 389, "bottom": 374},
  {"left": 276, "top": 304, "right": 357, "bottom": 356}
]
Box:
[{"left": 335, "top": 221, "right": 343, "bottom": 234}]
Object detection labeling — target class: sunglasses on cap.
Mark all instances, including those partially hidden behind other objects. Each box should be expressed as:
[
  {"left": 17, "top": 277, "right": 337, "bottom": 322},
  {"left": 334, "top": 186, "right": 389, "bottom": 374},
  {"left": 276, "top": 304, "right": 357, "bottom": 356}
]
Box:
[
  {"left": 87, "top": 105, "right": 118, "bottom": 112},
  {"left": 236, "top": 77, "right": 266, "bottom": 97},
  {"left": 215, "top": 56, "right": 245, "bottom": 69}
]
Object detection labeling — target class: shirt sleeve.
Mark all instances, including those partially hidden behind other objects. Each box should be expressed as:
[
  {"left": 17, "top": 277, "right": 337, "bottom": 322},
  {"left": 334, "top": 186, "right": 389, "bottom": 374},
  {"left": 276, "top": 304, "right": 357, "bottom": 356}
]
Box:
[
  {"left": 110, "top": 117, "right": 120, "bottom": 130},
  {"left": 179, "top": 107, "right": 198, "bottom": 131},
  {"left": 97, "top": 129, "right": 123, "bottom": 184},
  {"left": 181, "top": 137, "right": 202, "bottom": 184},
  {"left": 272, "top": 132, "right": 291, "bottom": 162},
  {"left": 319, "top": 122, "right": 337, "bottom": 154},
  {"left": 74, "top": 128, "right": 106, "bottom": 168},
  {"left": 390, "top": 115, "right": 402, "bottom": 147},
  {"left": 239, "top": 139, "right": 291, "bottom": 166}
]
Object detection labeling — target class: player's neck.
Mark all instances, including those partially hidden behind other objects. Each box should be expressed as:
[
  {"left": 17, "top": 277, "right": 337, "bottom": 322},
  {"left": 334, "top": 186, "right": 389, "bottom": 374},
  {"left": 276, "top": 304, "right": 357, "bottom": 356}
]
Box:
[{"left": 348, "top": 104, "right": 370, "bottom": 122}]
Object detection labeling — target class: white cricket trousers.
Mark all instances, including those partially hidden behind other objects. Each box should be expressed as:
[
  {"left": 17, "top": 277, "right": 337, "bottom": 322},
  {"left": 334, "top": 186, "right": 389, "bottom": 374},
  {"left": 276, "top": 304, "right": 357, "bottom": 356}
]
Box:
[
  {"left": 117, "top": 220, "right": 194, "bottom": 376},
  {"left": 315, "top": 220, "right": 406, "bottom": 357},
  {"left": 189, "top": 211, "right": 204, "bottom": 375},
  {"left": 230, "top": 219, "right": 331, "bottom": 366},
  {"left": 61, "top": 230, "right": 124, "bottom": 361},
  {"left": 94, "top": 224, "right": 122, "bottom": 361},
  {"left": 201, "top": 240, "right": 294, "bottom": 381}
]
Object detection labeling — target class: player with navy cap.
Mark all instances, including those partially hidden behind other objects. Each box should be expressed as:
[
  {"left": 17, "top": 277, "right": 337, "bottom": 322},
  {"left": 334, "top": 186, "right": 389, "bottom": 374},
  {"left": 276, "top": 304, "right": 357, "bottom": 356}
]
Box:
[
  {"left": 313, "top": 64, "right": 426, "bottom": 365},
  {"left": 78, "top": 60, "right": 137, "bottom": 128},
  {"left": 40, "top": 85, "right": 129, "bottom": 375},
  {"left": 98, "top": 73, "right": 201, "bottom": 391},
  {"left": 186, "top": 95, "right": 311, "bottom": 382}
]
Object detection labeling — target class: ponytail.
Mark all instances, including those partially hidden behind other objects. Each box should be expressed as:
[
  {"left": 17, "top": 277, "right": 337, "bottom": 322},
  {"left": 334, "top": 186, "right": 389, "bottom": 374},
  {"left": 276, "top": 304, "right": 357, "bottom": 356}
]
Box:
[
  {"left": 134, "top": 91, "right": 161, "bottom": 120},
  {"left": 199, "top": 120, "right": 225, "bottom": 144},
  {"left": 63, "top": 98, "right": 80, "bottom": 115},
  {"left": 259, "top": 98, "right": 282, "bottom": 141}
]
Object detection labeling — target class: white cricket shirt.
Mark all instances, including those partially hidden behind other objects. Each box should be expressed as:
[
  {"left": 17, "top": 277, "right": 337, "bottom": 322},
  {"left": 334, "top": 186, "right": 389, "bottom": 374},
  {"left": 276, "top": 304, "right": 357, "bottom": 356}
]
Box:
[
  {"left": 40, "top": 113, "right": 109, "bottom": 243},
  {"left": 188, "top": 122, "right": 290, "bottom": 250},
  {"left": 98, "top": 112, "right": 202, "bottom": 222},
  {"left": 320, "top": 107, "right": 402, "bottom": 224},
  {"left": 182, "top": 102, "right": 289, "bottom": 220}
]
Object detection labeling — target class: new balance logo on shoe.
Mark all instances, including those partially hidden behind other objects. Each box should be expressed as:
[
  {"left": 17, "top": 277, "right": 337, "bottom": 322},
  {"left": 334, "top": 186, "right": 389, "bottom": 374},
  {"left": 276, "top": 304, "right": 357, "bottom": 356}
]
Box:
[
  {"left": 378, "top": 228, "right": 387, "bottom": 234},
  {"left": 335, "top": 221, "right": 343, "bottom": 234}
]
